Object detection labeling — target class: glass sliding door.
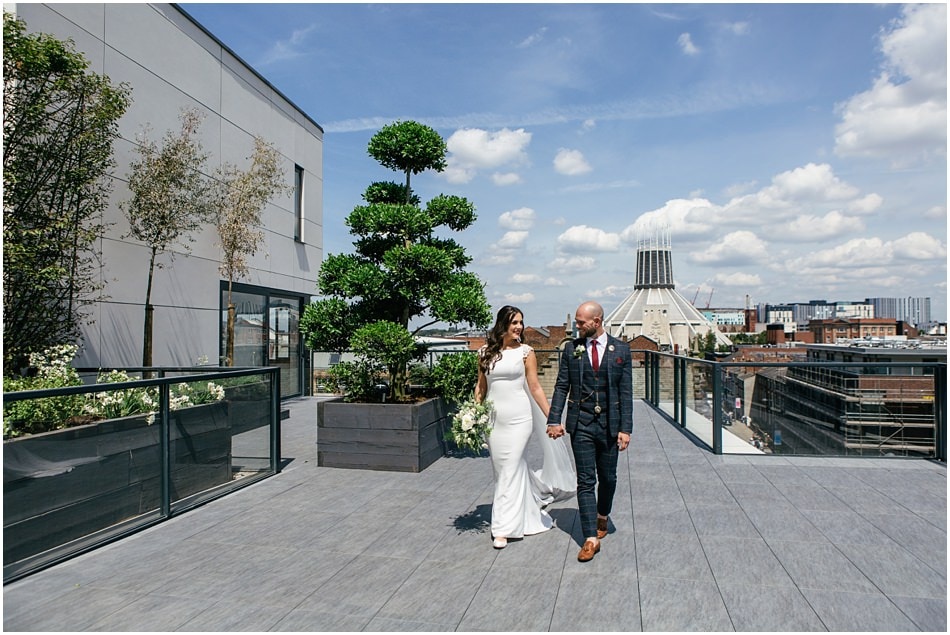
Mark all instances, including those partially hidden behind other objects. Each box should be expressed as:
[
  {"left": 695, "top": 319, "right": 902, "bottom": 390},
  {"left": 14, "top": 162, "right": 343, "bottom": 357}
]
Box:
[
  {"left": 221, "top": 283, "right": 306, "bottom": 397},
  {"left": 268, "top": 294, "right": 302, "bottom": 397}
]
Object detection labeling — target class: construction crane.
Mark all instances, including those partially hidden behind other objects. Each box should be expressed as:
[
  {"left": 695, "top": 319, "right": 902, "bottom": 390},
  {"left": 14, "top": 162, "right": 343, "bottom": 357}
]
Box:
[
  {"left": 691, "top": 288, "right": 701, "bottom": 305},
  {"left": 705, "top": 288, "right": 714, "bottom": 309}
]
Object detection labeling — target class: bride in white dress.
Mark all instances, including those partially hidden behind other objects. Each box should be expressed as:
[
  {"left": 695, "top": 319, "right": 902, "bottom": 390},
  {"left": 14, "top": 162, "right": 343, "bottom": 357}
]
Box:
[{"left": 475, "top": 306, "right": 576, "bottom": 549}]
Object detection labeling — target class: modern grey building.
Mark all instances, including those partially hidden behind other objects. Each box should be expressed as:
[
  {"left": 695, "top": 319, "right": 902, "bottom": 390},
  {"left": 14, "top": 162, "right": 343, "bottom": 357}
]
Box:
[{"left": 10, "top": 3, "right": 324, "bottom": 396}]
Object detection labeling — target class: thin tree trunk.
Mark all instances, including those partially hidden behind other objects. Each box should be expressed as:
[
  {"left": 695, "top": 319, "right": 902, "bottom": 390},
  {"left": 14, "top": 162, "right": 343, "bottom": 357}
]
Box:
[
  {"left": 143, "top": 246, "right": 157, "bottom": 369},
  {"left": 226, "top": 278, "right": 235, "bottom": 366}
]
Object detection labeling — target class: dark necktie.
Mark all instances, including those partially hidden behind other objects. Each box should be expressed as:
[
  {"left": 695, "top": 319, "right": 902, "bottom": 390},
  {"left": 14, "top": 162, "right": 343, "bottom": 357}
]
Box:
[{"left": 591, "top": 340, "right": 599, "bottom": 372}]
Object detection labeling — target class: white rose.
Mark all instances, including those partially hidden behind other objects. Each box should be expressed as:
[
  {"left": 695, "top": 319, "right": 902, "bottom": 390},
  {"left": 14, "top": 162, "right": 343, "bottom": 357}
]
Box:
[{"left": 461, "top": 413, "right": 475, "bottom": 430}]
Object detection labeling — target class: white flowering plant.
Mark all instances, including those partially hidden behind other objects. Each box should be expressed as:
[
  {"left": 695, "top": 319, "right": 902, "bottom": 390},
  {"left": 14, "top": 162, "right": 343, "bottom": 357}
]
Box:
[
  {"left": 573, "top": 344, "right": 586, "bottom": 359},
  {"left": 447, "top": 397, "right": 494, "bottom": 453},
  {"left": 3, "top": 344, "right": 227, "bottom": 437}
]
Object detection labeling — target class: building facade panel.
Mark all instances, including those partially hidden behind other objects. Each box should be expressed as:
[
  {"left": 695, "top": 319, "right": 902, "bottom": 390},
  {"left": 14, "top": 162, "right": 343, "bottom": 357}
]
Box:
[{"left": 14, "top": 3, "right": 324, "bottom": 394}]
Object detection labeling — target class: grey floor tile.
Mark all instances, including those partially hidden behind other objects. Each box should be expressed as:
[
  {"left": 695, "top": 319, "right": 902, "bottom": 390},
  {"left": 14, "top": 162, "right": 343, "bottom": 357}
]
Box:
[
  {"left": 678, "top": 480, "right": 741, "bottom": 509},
  {"left": 86, "top": 593, "right": 213, "bottom": 631},
  {"left": 830, "top": 485, "right": 906, "bottom": 515},
  {"left": 636, "top": 532, "right": 711, "bottom": 581},
  {"left": 758, "top": 465, "right": 820, "bottom": 487},
  {"left": 773, "top": 483, "right": 848, "bottom": 512},
  {"left": 176, "top": 599, "right": 291, "bottom": 631},
  {"left": 720, "top": 584, "right": 824, "bottom": 631},
  {"left": 457, "top": 566, "right": 557, "bottom": 631},
  {"left": 889, "top": 594, "right": 948, "bottom": 632},
  {"left": 2, "top": 586, "right": 142, "bottom": 632},
  {"left": 549, "top": 569, "right": 641, "bottom": 632},
  {"left": 800, "top": 588, "right": 919, "bottom": 631},
  {"left": 375, "top": 558, "right": 490, "bottom": 625},
  {"left": 711, "top": 463, "right": 771, "bottom": 484},
  {"left": 800, "top": 508, "right": 900, "bottom": 546},
  {"left": 638, "top": 575, "right": 733, "bottom": 631},
  {"left": 863, "top": 511, "right": 948, "bottom": 565},
  {"left": 700, "top": 536, "right": 796, "bottom": 588},
  {"left": 298, "top": 554, "right": 418, "bottom": 618},
  {"left": 742, "top": 500, "right": 826, "bottom": 541},
  {"left": 633, "top": 507, "right": 694, "bottom": 535},
  {"left": 768, "top": 539, "right": 879, "bottom": 594},
  {"left": 834, "top": 540, "right": 948, "bottom": 599},
  {"left": 269, "top": 608, "right": 371, "bottom": 631},
  {"left": 363, "top": 616, "right": 458, "bottom": 631},
  {"left": 689, "top": 505, "right": 758, "bottom": 538}
]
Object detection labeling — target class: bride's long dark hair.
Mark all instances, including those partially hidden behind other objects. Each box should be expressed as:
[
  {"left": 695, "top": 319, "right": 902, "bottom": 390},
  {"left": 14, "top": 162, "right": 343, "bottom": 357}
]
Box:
[{"left": 479, "top": 305, "right": 523, "bottom": 375}]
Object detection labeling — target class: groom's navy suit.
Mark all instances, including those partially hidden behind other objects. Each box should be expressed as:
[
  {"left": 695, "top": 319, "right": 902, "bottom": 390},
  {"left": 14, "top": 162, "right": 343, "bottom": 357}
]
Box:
[{"left": 547, "top": 334, "right": 633, "bottom": 541}]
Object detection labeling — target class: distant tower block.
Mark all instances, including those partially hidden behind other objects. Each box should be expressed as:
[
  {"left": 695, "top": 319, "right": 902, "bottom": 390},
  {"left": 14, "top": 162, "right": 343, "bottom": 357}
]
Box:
[
  {"left": 635, "top": 229, "right": 674, "bottom": 289},
  {"left": 605, "top": 224, "right": 731, "bottom": 351}
]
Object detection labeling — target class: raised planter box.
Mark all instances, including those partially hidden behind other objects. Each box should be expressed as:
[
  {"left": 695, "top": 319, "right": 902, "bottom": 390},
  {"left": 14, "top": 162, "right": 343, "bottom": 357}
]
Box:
[
  {"left": 3, "top": 401, "right": 230, "bottom": 566},
  {"left": 317, "top": 397, "right": 450, "bottom": 472}
]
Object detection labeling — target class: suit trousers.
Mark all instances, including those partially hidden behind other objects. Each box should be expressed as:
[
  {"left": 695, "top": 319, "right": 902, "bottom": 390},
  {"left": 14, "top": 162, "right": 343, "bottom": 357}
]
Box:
[{"left": 571, "top": 416, "right": 619, "bottom": 540}]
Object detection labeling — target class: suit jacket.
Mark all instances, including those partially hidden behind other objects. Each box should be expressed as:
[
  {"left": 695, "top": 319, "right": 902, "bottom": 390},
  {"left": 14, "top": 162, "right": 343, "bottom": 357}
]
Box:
[{"left": 546, "top": 334, "right": 633, "bottom": 438}]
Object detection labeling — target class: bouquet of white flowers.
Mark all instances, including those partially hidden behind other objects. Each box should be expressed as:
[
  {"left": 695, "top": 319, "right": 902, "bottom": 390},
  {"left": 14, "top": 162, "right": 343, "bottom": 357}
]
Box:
[{"left": 448, "top": 398, "right": 494, "bottom": 453}]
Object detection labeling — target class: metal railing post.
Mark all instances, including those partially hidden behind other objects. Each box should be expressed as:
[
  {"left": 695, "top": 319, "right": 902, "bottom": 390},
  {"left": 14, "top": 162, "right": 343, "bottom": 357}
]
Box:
[
  {"left": 936, "top": 364, "right": 947, "bottom": 462},
  {"left": 159, "top": 381, "right": 171, "bottom": 517},
  {"left": 673, "top": 356, "right": 681, "bottom": 423},
  {"left": 679, "top": 357, "right": 687, "bottom": 429},
  {"left": 271, "top": 368, "right": 281, "bottom": 473},
  {"left": 712, "top": 363, "right": 723, "bottom": 455}
]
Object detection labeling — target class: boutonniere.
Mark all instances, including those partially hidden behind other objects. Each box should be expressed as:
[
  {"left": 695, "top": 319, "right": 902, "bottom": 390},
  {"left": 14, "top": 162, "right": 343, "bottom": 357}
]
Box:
[
  {"left": 573, "top": 344, "right": 586, "bottom": 358},
  {"left": 615, "top": 357, "right": 624, "bottom": 365}
]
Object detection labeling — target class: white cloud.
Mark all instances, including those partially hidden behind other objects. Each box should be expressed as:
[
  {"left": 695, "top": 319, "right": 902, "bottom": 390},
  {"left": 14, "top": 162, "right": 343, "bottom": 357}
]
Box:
[
  {"left": 778, "top": 210, "right": 865, "bottom": 242},
  {"left": 499, "top": 207, "right": 536, "bottom": 230},
  {"left": 258, "top": 24, "right": 317, "bottom": 66},
  {"left": 511, "top": 273, "right": 541, "bottom": 284},
  {"left": 689, "top": 231, "right": 769, "bottom": 265},
  {"left": 544, "top": 278, "right": 566, "bottom": 287},
  {"left": 581, "top": 119, "right": 596, "bottom": 132},
  {"left": 712, "top": 272, "right": 762, "bottom": 287},
  {"left": 497, "top": 231, "right": 529, "bottom": 249},
  {"left": 557, "top": 225, "right": 621, "bottom": 252},
  {"left": 724, "top": 21, "right": 750, "bottom": 36},
  {"left": 504, "top": 292, "right": 535, "bottom": 304},
  {"left": 723, "top": 180, "right": 757, "bottom": 198},
  {"left": 548, "top": 255, "right": 597, "bottom": 273},
  {"left": 924, "top": 205, "right": 946, "bottom": 219},
  {"left": 553, "top": 148, "right": 592, "bottom": 175},
  {"left": 678, "top": 32, "right": 699, "bottom": 55},
  {"left": 492, "top": 172, "right": 522, "bottom": 186},
  {"left": 517, "top": 27, "right": 548, "bottom": 49},
  {"left": 621, "top": 198, "right": 715, "bottom": 242},
  {"left": 561, "top": 179, "right": 640, "bottom": 193},
  {"left": 444, "top": 127, "right": 532, "bottom": 184},
  {"left": 891, "top": 232, "right": 947, "bottom": 260},
  {"left": 834, "top": 3, "right": 947, "bottom": 165},
  {"left": 590, "top": 284, "right": 634, "bottom": 298},
  {"left": 847, "top": 193, "right": 884, "bottom": 215},
  {"left": 783, "top": 232, "right": 946, "bottom": 276},
  {"left": 483, "top": 254, "right": 515, "bottom": 266}
]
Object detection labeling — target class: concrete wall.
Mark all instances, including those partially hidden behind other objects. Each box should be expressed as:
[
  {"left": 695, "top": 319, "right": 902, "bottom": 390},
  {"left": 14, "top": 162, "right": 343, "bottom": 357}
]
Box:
[{"left": 11, "top": 3, "right": 323, "bottom": 368}]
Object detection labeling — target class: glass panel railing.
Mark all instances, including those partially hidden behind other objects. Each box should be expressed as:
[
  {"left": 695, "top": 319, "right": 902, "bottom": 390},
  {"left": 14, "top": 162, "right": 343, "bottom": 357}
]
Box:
[
  {"left": 640, "top": 352, "right": 944, "bottom": 459},
  {"left": 3, "top": 367, "right": 279, "bottom": 582}
]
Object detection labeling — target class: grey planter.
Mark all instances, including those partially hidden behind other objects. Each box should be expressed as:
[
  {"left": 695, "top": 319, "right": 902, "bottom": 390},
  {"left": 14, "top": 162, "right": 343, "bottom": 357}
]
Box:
[
  {"left": 317, "top": 397, "right": 450, "bottom": 472},
  {"left": 3, "top": 402, "right": 231, "bottom": 566}
]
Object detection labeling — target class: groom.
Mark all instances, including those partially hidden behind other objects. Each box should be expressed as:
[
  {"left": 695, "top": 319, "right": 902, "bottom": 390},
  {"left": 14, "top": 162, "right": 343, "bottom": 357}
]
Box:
[{"left": 546, "top": 301, "right": 633, "bottom": 562}]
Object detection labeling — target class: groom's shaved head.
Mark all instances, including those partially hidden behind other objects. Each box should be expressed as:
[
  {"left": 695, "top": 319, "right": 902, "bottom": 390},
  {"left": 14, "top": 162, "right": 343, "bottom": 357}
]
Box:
[{"left": 578, "top": 301, "right": 604, "bottom": 319}]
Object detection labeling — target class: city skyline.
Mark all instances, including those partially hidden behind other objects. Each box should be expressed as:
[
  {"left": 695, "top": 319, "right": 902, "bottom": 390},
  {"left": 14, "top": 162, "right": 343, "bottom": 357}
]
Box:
[{"left": 182, "top": 3, "right": 947, "bottom": 325}]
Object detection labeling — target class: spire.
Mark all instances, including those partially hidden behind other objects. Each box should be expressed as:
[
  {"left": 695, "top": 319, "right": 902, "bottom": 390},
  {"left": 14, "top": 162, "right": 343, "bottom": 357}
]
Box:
[{"left": 634, "top": 224, "right": 674, "bottom": 289}]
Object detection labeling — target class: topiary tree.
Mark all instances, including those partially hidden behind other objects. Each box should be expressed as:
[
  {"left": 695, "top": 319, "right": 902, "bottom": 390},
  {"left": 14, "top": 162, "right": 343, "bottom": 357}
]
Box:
[{"left": 301, "top": 120, "right": 491, "bottom": 402}]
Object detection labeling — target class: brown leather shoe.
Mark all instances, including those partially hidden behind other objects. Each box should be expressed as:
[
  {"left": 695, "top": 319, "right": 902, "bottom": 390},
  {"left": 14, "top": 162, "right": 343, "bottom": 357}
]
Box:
[
  {"left": 597, "top": 516, "right": 609, "bottom": 539},
  {"left": 577, "top": 540, "right": 600, "bottom": 562}
]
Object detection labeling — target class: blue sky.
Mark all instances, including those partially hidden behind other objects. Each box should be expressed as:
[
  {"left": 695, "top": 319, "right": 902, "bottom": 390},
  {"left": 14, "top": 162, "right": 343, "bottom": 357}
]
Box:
[{"left": 183, "top": 2, "right": 947, "bottom": 327}]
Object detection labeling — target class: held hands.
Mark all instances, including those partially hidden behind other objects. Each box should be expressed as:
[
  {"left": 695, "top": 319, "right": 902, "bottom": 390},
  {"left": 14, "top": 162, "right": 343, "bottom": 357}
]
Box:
[
  {"left": 547, "top": 424, "right": 565, "bottom": 439},
  {"left": 617, "top": 432, "right": 630, "bottom": 451}
]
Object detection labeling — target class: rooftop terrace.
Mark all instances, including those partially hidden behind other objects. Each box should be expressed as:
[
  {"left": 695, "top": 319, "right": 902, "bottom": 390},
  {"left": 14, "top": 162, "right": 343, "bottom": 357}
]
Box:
[{"left": 3, "top": 397, "right": 946, "bottom": 631}]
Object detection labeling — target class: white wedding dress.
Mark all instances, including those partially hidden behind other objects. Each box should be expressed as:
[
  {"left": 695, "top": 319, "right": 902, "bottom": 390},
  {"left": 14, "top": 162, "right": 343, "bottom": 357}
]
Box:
[{"left": 485, "top": 345, "right": 576, "bottom": 539}]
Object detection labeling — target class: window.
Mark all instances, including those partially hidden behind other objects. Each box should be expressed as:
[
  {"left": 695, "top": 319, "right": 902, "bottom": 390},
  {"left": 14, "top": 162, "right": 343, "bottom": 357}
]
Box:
[{"left": 294, "top": 164, "right": 305, "bottom": 243}]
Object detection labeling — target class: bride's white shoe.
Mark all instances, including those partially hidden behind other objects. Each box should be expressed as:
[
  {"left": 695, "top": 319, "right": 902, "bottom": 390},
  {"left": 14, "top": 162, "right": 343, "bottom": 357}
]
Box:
[{"left": 492, "top": 537, "right": 507, "bottom": 549}]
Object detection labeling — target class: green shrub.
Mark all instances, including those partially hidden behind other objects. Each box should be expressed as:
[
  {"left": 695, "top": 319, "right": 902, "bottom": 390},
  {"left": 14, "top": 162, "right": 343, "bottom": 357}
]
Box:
[{"left": 427, "top": 351, "right": 478, "bottom": 408}]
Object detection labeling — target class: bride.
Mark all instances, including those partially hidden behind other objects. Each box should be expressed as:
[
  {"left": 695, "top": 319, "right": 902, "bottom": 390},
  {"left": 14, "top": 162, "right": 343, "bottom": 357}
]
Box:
[{"left": 475, "top": 305, "right": 576, "bottom": 549}]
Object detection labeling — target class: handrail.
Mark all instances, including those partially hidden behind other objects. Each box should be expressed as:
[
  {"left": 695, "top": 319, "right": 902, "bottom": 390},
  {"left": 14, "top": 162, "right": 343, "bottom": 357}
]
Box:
[{"left": 641, "top": 350, "right": 946, "bottom": 461}]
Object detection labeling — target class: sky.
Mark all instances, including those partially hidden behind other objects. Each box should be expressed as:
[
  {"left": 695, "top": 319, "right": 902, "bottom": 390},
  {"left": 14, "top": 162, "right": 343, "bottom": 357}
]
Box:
[{"left": 182, "top": 2, "right": 948, "bottom": 328}]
